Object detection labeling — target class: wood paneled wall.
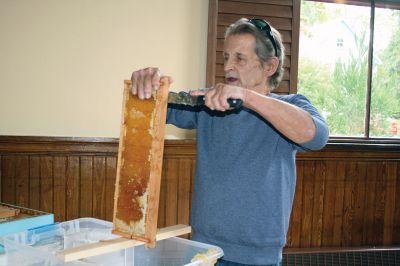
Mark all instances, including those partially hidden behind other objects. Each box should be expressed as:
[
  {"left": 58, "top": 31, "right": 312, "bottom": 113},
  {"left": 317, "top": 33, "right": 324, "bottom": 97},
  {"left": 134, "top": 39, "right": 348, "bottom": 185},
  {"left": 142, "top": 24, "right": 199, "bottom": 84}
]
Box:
[
  {"left": 289, "top": 151, "right": 400, "bottom": 248},
  {"left": 206, "top": 0, "right": 300, "bottom": 94},
  {"left": 0, "top": 136, "right": 399, "bottom": 248},
  {"left": 0, "top": 137, "right": 196, "bottom": 227}
]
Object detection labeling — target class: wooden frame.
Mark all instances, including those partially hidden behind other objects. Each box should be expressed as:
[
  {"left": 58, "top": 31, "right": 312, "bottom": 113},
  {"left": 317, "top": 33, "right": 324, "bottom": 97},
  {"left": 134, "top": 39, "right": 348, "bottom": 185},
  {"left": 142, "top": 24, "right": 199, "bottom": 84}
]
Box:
[
  {"left": 0, "top": 204, "right": 20, "bottom": 219},
  {"left": 57, "top": 224, "right": 191, "bottom": 262},
  {"left": 112, "top": 78, "right": 170, "bottom": 247}
]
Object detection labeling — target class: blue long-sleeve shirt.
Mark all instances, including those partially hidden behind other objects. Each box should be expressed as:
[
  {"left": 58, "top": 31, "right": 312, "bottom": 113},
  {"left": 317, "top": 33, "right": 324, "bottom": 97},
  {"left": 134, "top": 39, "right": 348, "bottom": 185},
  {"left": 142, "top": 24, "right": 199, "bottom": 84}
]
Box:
[{"left": 166, "top": 93, "right": 329, "bottom": 265}]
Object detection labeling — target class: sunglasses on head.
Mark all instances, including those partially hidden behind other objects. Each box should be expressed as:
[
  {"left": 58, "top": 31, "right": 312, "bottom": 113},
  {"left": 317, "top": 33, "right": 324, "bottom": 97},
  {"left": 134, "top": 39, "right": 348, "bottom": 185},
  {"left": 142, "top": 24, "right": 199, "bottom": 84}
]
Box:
[{"left": 249, "top": 18, "right": 278, "bottom": 57}]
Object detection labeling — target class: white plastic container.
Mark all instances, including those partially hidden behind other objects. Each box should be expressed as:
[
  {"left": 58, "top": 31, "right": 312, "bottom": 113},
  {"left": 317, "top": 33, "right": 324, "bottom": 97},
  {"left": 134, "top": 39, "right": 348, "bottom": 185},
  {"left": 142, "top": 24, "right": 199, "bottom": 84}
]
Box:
[{"left": 1, "top": 218, "right": 223, "bottom": 266}]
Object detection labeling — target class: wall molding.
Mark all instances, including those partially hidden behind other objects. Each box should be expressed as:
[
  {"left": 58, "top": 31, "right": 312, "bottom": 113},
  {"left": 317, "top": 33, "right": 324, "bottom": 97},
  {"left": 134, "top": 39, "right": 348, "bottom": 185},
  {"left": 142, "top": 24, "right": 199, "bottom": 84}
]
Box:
[{"left": 0, "top": 135, "right": 398, "bottom": 160}]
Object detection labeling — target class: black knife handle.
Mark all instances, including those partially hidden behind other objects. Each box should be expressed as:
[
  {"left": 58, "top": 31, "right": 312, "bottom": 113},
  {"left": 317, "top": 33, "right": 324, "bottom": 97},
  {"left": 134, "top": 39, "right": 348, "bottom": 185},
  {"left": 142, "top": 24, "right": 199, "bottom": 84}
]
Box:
[
  {"left": 227, "top": 98, "right": 243, "bottom": 109},
  {"left": 197, "top": 96, "right": 243, "bottom": 109}
]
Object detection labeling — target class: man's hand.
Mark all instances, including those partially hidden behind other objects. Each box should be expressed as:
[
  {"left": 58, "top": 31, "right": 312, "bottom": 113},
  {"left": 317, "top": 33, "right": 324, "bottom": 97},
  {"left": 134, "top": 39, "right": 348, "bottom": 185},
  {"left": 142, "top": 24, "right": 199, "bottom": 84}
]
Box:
[
  {"left": 130, "top": 67, "right": 173, "bottom": 99},
  {"left": 190, "top": 83, "right": 246, "bottom": 111}
]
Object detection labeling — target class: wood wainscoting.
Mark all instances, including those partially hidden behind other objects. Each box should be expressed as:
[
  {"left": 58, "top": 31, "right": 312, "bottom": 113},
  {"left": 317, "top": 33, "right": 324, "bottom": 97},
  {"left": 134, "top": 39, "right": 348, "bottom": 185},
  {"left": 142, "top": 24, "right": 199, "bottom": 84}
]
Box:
[{"left": 0, "top": 136, "right": 399, "bottom": 248}]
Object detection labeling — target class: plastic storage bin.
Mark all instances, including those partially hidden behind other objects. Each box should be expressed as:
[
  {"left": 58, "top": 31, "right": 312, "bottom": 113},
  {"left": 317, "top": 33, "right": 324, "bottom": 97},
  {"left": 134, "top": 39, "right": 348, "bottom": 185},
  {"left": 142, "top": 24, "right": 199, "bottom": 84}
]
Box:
[
  {"left": 0, "top": 203, "right": 54, "bottom": 238},
  {"left": 1, "top": 218, "right": 223, "bottom": 266},
  {"left": 0, "top": 203, "right": 54, "bottom": 255}
]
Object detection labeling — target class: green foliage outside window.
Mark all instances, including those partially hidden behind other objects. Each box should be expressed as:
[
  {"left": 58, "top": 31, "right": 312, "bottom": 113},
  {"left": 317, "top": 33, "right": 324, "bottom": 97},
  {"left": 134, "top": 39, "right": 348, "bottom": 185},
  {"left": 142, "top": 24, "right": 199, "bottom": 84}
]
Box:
[{"left": 298, "top": 1, "right": 400, "bottom": 138}]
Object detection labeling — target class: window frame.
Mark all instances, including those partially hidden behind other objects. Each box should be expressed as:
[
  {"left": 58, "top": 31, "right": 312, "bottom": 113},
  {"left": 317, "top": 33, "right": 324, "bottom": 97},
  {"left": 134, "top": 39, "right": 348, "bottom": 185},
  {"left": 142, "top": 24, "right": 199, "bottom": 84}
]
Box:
[{"left": 300, "top": 0, "right": 400, "bottom": 144}]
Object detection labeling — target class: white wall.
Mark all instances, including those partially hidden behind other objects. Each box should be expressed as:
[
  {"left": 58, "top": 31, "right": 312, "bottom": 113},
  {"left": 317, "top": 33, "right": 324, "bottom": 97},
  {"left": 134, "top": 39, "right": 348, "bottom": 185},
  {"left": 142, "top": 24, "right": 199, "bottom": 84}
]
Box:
[{"left": 0, "top": 0, "right": 208, "bottom": 139}]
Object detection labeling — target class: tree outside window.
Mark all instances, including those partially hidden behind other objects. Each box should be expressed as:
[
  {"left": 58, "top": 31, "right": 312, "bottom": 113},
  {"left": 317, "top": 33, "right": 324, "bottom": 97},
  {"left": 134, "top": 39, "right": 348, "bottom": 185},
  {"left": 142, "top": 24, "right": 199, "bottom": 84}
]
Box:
[{"left": 298, "top": 0, "right": 400, "bottom": 139}]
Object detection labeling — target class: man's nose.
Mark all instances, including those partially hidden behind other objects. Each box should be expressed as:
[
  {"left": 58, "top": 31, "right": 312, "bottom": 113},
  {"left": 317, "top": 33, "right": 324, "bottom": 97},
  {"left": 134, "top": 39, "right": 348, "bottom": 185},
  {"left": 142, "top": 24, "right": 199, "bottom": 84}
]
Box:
[{"left": 224, "top": 59, "right": 234, "bottom": 72}]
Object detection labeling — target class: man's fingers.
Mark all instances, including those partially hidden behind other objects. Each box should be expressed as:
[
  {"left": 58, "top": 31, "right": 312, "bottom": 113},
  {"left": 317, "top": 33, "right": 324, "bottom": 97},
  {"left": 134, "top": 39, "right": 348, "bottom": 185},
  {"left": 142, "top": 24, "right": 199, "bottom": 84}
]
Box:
[
  {"left": 214, "top": 91, "right": 229, "bottom": 111},
  {"left": 203, "top": 84, "right": 233, "bottom": 111},
  {"left": 204, "top": 89, "right": 220, "bottom": 111},
  {"left": 137, "top": 69, "right": 146, "bottom": 99},
  {"left": 130, "top": 71, "right": 139, "bottom": 95},
  {"left": 189, "top": 88, "right": 208, "bottom": 96},
  {"left": 144, "top": 72, "right": 154, "bottom": 99},
  {"left": 130, "top": 67, "right": 164, "bottom": 99},
  {"left": 150, "top": 69, "right": 161, "bottom": 91}
]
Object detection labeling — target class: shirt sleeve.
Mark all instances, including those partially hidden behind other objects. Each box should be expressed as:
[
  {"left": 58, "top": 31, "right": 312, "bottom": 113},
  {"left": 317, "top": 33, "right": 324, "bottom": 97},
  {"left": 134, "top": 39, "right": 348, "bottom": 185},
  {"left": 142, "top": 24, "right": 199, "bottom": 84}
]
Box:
[
  {"left": 166, "top": 104, "right": 199, "bottom": 129},
  {"left": 287, "top": 94, "right": 330, "bottom": 151}
]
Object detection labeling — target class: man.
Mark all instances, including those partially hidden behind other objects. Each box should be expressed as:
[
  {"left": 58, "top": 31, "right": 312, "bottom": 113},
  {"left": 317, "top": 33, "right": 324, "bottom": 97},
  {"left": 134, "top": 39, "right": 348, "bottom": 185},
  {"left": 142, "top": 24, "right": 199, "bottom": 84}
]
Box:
[{"left": 131, "top": 18, "right": 329, "bottom": 266}]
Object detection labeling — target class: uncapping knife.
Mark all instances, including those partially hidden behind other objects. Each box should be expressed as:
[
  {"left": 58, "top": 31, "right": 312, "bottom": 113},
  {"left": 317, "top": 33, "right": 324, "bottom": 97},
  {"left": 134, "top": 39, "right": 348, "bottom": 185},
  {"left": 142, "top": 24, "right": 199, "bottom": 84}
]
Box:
[{"left": 168, "top": 91, "right": 243, "bottom": 109}]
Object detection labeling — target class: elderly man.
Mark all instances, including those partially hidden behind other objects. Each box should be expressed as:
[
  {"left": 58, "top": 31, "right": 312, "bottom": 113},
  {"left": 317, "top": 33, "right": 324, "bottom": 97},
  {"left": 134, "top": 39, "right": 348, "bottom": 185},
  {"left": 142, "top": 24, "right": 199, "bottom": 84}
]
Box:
[{"left": 131, "top": 18, "right": 329, "bottom": 266}]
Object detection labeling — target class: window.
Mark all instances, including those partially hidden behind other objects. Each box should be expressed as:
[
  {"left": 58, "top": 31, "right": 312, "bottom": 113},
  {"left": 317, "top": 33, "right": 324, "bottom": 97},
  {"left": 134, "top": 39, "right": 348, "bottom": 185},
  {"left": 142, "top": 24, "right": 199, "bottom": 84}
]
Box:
[
  {"left": 336, "top": 38, "right": 344, "bottom": 48},
  {"left": 298, "top": 0, "right": 400, "bottom": 139}
]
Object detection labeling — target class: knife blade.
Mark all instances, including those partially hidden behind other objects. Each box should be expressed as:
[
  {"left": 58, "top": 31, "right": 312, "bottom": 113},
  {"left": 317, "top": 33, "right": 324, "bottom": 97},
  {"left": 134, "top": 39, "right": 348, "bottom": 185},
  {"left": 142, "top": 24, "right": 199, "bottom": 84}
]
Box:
[{"left": 168, "top": 91, "right": 243, "bottom": 109}]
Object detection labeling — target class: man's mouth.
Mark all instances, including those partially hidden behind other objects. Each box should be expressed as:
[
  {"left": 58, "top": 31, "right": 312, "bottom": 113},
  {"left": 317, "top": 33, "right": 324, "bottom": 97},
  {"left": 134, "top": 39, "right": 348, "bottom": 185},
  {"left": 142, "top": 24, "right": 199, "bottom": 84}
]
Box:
[{"left": 226, "top": 77, "right": 239, "bottom": 84}]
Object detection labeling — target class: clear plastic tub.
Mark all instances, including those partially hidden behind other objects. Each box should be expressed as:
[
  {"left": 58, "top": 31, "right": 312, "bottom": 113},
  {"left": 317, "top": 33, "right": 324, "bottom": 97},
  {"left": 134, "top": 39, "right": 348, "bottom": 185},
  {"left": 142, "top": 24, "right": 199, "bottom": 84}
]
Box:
[{"left": 1, "top": 218, "right": 223, "bottom": 266}]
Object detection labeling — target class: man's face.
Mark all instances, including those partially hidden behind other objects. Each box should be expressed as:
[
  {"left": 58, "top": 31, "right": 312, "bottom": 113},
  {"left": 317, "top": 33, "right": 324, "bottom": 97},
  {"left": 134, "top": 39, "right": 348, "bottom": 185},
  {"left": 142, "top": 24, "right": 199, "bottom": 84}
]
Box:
[{"left": 223, "top": 34, "right": 267, "bottom": 92}]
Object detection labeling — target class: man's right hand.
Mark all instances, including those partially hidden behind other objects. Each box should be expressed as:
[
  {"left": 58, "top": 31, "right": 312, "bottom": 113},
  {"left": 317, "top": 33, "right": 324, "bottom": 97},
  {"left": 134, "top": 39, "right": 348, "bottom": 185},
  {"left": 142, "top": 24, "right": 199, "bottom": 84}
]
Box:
[{"left": 130, "top": 67, "right": 172, "bottom": 99}]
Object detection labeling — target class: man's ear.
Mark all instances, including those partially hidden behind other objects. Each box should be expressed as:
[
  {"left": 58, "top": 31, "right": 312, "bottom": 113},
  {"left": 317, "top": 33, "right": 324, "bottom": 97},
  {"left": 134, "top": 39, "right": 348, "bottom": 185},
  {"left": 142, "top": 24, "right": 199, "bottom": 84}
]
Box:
[{"left": 264, "top": 57, "right": 279, "bottom": 77}]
